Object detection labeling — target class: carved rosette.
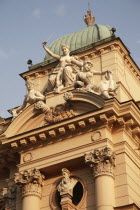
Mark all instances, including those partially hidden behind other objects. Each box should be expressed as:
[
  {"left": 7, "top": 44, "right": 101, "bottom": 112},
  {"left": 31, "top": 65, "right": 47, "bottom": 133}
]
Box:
[
  {"left": 85, "top": 147, "right": 116, "bottom": 178},
  {"left": 15, "top": 168, "right": 45, "bottom": 199},
  {"left": 63, "top": 92, "right": 73, "bottom": 101}
]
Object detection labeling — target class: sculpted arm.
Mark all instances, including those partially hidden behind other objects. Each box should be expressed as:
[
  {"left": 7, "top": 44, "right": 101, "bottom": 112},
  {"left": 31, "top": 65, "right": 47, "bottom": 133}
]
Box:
[
  {"left": 91, "top": 69, "right": 109, "bottom": 75},
  {"left": 42, "top": 42, "right": 60, "bottom": 60},
  {"left": 71, "top": 57, "right": 83, "bottom": 67},
  {"left": 34, "top": 90, "right": 45, "bottom": 101}
]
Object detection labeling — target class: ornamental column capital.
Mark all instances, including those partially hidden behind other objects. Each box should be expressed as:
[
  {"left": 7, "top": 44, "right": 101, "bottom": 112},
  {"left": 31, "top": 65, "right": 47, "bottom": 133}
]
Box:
[
  {"left": 85, "top": 147, "right": 116, "bottom": 178},
  {"left": 15, "top": 168, "right": 45, "bottom": 199}
]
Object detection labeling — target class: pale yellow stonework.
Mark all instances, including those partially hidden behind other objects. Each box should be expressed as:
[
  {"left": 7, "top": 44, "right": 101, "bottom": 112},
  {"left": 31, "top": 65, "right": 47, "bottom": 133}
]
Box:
[{"left": 0, "top": 31, "right": 139, "bottom": 210}]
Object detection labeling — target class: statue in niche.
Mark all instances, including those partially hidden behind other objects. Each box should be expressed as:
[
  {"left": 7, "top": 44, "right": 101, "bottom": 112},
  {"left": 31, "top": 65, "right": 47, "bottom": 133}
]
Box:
[
  {"left": 75, "top": 60, "right": 118, "bottom": 99},
  {"left": 57, "top": 168, "right": 78, "bottom": 196},
  {"left": 11, "top": 80, "right": 46, "bottom": 118},
  {"left": 42, "top": 42, "right": 83, "bottom": 93}
]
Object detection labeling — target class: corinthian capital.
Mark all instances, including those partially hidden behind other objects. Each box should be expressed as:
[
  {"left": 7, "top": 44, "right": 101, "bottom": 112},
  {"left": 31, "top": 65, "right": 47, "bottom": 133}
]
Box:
[
  {"left": 85, "top": 147, "right": 116, "bottom": 177},
  {"left": 15, "top": 168, "right": 45, "bottom": 198}
]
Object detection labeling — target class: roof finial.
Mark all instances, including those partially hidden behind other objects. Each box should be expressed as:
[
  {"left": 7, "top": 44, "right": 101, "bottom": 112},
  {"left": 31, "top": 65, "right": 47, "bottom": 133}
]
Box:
[{"left": 84, "top": 2, "right": 95, "bottom": 27}]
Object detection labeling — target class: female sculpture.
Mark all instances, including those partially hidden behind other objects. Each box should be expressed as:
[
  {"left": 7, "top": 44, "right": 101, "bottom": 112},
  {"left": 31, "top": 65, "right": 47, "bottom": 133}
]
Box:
[{"left": 42, "top": 42, "right": 83, "bottom": 92}]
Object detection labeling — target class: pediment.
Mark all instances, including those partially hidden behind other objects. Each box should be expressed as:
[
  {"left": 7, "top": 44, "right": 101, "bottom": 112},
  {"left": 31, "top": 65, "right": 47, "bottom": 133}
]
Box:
[{"left": 3, "top": 91, "right": 105, "bottom": 138}]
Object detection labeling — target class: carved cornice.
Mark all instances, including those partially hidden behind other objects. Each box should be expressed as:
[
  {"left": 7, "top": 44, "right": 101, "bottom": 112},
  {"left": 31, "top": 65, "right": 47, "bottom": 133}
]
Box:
[
  {"left": 0, "top": 98, "right": 139, "bottom": 155},
  {"left": 15, "top": 168, "right": 45, "bottom": 198},
  {"left": 85, "top": 147, "right": 116, "bottom": 177}
]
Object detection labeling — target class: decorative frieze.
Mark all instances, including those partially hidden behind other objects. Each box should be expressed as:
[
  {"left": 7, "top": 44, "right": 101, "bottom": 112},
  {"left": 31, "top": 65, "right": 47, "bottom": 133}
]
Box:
[
  {"left": 15, "top": 168, "right": 45, "bottom": 198},
  {"left": 45, "top": 103, "right": 75, "bottom": 124},
  {"left": 85, "top": 147, "right": 116, "bottom": 177}
]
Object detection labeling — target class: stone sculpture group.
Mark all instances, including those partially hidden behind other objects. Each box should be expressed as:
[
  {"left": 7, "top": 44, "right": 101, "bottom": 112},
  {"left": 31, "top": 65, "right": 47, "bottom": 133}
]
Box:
[{"left": 11, "top": 42, "right": 118, "bottom": 119}]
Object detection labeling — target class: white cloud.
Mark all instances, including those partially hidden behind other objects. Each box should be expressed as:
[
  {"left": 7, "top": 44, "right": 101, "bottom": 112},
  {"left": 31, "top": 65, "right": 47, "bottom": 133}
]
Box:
[
  {"left": 137, "top": 40, "right": 140, "bottom": 44},
  {"left": 32, "top": 8, "right": 41, "bottom": 19},
  {"left": 54, "top": 5, "right": 66, "bottom": 17}
]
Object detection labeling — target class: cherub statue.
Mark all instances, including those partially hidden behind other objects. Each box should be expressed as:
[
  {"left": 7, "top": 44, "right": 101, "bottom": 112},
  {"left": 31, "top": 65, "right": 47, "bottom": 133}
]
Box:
[
  {"left": 75, "top": 60, "right": 118, "bottom": 99},
  {"left": 57, "top": 168, "right": 77, "bottom": 196},
  {"left": 11, "top": 80, "right": 45, "bottom": 118},
  {"left": 42, "top": 42, "right": 83, "bottom": 93}
]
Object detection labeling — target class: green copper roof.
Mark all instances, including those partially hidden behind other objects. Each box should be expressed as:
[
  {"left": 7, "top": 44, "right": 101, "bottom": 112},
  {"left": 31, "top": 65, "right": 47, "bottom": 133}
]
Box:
[{"left": 44, "top": 24, "right": 114, "bottom": 61}]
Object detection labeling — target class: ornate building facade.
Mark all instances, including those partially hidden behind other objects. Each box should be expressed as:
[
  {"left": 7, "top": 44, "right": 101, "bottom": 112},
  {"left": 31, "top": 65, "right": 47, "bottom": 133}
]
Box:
[{"left": 0, "top": 10, "right": 140, "bottom": 210}]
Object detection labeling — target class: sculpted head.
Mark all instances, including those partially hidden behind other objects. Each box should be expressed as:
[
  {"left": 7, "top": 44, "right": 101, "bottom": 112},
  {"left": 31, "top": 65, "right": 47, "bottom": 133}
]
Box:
[
  {"left": 104, "top": 147, "right": 112, "bottom": 157},
  {"left": 61, "top": 44, "right": 70, "bottom": 55},
  {"left": 62, "top": 168, "right": 71, "bottom": 177},
  {"left": 23, "top": 170, "right": 29, "bottom": 178},
  {"left": 94, "top": 149, "right": 100, "bottom": 158},
  {"left": 83, "top": 60, "right": 93, "bottom": 72},
  {"left": 26, "top": 80, "right": 34, "bottom": 90}
]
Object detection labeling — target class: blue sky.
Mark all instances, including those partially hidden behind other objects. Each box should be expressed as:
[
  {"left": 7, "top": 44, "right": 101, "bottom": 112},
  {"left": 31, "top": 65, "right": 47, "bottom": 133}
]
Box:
[{"left": 0, "top": 0, "right": 140, "bottom": 118}]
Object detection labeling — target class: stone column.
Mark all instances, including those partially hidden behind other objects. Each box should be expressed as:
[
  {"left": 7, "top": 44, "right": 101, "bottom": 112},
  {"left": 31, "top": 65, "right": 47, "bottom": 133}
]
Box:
[
  {"left": 85, "top": 147, "right": 116, "bottom": 210},
  {"left": 15, "top": 168, "right": 45, "bottom": 210}
]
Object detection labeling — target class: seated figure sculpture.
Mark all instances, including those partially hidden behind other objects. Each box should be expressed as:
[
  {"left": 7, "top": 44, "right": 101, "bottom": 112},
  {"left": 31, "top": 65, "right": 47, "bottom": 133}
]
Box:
[
  {"left": 75, "top": 60, "right": 118, "bottom": 99},
  {"left": 42, "top": 42, "right": 83, "bottom": 93},
  {"left": 11, "top": 80, "right": 45, "bottom": 118}
]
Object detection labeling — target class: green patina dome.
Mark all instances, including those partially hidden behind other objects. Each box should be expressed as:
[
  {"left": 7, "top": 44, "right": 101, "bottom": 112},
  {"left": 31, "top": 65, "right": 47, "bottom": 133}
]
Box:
[{"left": 44, "top": 24, "right": 114, "bottom": 61}]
